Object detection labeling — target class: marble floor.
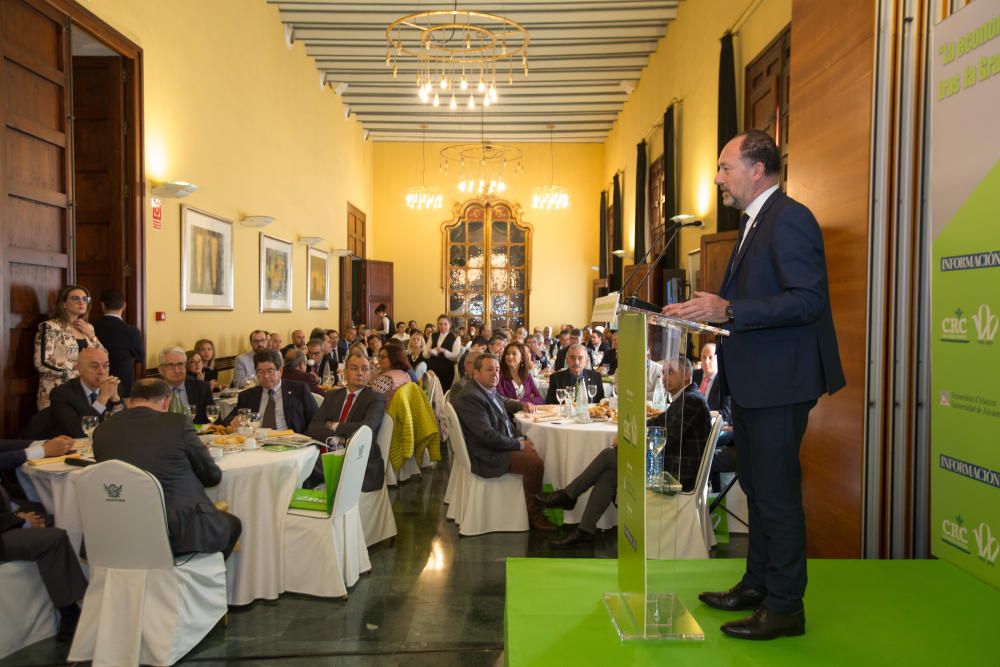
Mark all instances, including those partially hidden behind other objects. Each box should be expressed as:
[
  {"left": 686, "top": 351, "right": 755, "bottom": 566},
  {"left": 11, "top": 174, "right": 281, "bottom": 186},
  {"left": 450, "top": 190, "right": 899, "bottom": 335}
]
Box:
[{"left": 1, "top": 460, "right": 746, "bottom": 666}]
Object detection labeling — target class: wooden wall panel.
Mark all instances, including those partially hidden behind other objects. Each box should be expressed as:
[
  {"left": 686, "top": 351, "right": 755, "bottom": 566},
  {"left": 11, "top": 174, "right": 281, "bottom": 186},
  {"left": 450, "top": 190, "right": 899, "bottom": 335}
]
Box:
[{"left": 787, "top": 1, "right": 875, "bottom": 558}]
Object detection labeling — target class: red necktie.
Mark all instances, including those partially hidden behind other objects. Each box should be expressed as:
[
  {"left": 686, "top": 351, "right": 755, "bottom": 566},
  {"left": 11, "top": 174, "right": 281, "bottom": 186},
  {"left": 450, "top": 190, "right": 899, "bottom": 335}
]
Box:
[
  {"left": 700, "top": 376, "right": 710, "bottom": 395},
  {"left": 339, "top": 391, "right": 356, "bottom": 422}
]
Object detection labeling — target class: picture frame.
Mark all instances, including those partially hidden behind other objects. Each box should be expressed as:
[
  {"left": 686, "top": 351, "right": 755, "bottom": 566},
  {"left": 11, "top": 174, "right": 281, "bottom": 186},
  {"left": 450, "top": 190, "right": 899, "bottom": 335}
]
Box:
[
  {"left": 181, "top": 205, "right": 234, "bottom": 310},
  {"left": 307, "top": 246, "right": 330, "bottom": 310},
  {"left": 260, "top": 233, "right": 293, "bottom": 312}
]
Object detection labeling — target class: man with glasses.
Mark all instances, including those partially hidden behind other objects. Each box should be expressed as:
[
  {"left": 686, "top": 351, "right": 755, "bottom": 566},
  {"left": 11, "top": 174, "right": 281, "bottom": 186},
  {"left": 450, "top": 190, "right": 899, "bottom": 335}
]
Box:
[
  {"left": 47, "top": 346, "right": 122, "bottom": 437},
  {"left": 232, "top": 329, "right": 269, "bottom": 388},
  {"left": 220, "top": 349, "right": 316, "bottom": 432},
  {"left": 158, "top": 346, "right": 211, "bottom": 424}
]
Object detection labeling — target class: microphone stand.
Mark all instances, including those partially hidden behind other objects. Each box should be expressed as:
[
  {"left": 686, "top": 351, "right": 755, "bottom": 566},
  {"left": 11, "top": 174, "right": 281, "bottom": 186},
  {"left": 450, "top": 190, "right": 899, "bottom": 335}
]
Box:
[
  {"left": 622, "top": 220, "right": 703, "bottom": 313},
  {"left": 618, "top": 225, "right": 671, "bottom": 297}
]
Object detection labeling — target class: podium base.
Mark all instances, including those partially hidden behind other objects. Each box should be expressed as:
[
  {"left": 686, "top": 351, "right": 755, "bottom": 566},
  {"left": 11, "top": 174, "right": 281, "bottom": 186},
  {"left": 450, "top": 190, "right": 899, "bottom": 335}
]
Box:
[{"left": 602, "top": 591, "right": 704, "bottom": 641}]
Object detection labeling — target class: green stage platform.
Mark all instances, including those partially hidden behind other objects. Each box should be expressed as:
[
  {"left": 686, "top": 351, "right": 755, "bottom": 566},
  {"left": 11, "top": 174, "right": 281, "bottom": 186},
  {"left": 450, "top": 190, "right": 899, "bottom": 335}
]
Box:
[{"left": 505, "top": 558, "right": 997, "bottom": 666}]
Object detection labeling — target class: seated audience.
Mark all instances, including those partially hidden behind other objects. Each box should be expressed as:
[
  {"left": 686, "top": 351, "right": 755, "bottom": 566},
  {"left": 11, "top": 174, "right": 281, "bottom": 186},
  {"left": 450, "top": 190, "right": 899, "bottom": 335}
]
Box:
[
  {"left": 391, "top": 321, "right": 411, "bottom": 343},
  {"left": 48, "top": 346, "right": 122, "bottom": 438},
  {"left": 0, "top": 436, "right": 74, "bottom": 469},
  {"left": 452, "top": 353, "right": 553, "bottom": 531},
  {"left": 372, "top": 343, "right": 413, "bottom": 403},
  {"left": 158, "top": 346, "right": 212, "bottom": 423},
  {"left": 538, "top": 358, "right": 711, "bottom": 546},
  {"left": 232, "top": 329, "right": 270, "bottom": 387},
  {"left": 325, "top": 330, "right": 342, "bottom": 363},
  {"left": 587, "top": 328, "right": 610, "bottom": 356},
  {"left": 457, "top": 335, "right": 488, "bottom": 378},
  {"left": 366, "top": 333, "right": 383, "bottom": 360},
  {"left": 221, "top": 349, "right": 316, "bottom": 432},
  {"left": 646, "top": 356, "right": 665, "bottom": 397},
  {"left": 497, "top": 342, "right": 544, "bottom": 405},
  {"left": 306, "top": 353, "right": 387, "bottom": 492},
  {"left": 186, "top": 349, "right": 218, "bottom": 392},
  {"left": 338, "top": 327, "right": 355, "bottom": 359},
  {"left": 487, "top": 334, "right": 508, "bottom": 358},
  {"left": 92, "top": 289, "right": 143, "bottom": 398},
  {"left": 551, "top": 329, "right": 570, "bottom": 362},
  {"left": 554, "top": 328, "right": 592, "bottom": 370},
  {"left": 281, "top": 329, "right": 306, "bottom": 356},
  {"left": 514, "top": 327, "right": 528, "bottom": 344},
  {"left": 693, "top": 343, "right": 736, "bottom": 486},
  {"left": 451, "top": 349, "right": 481, "bottom": 395},
  {"left": 422, "top": 323, "right": 435, "bottom": 340},
  {"left": 544, "top": 344, "right": 605, "bottom": 404},
  {"left": 194, "top": 338, "right": 219, "bottom": 387},
  {"left": 283, "top": 348, "right": 322, "bottom": 395},
  {"left": 34, "top": 284, "right": 105, "bottom": 409},
  {"left": 603, "top": 331, "right": 619, "bottom": 375},
  {"left": 268, "top": 332, "right": 283, "bottom": 352},
  {"left": 525, "top": 334, "right": 551, "bottom": 371},
  {"left": 406, "top": 333, "right": 428, "bottom": 380},
  {"left": 93, "top": 379, "right": 242, "bottom": 559}
]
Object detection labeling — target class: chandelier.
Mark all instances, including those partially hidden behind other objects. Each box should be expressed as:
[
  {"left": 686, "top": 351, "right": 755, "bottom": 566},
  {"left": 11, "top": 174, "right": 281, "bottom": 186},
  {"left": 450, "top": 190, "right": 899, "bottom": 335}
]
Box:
[
  {"left": 385, "top": 8, "right": 530, "bottom": 111},
  {"left": 532, "top": 125, "right": 570, "bottom": 209},
  {"left": 440, "top": 142, "right": 523, "bottom": 196},
  {"left": 406, "top": 125, "right": 443, "bottom": 210}
]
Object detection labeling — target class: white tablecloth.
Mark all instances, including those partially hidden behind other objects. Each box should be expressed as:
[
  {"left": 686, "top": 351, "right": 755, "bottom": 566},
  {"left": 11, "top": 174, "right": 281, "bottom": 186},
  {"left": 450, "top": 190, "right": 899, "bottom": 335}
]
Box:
[
  {"left": 20, "top": 446, "right": 318, "bottom": 606},
  {"left": 515, "top": 415, "right": 618, "bottom": 529},
  {"left": 534, "top": 378, "right": 614, "bottom": 401}
]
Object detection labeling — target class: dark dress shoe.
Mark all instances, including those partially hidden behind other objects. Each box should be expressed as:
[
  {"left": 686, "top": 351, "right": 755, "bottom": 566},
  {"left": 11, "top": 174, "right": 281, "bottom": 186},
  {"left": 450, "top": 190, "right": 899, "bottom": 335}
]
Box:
[
  {"left": 721, "top": 607, "right": 805, "bottom": 640},
  {"left": 550, "top": 528, "right": 595, "bottom": 548},
  {"left": 698, "top": 581, "right": 766, "bottom": 611},
  {"left": 531, "top": 517, "right": 559, "bottom": 532},
  {"left": 535, "top": 489, "right": 576, "bottom": 510}
]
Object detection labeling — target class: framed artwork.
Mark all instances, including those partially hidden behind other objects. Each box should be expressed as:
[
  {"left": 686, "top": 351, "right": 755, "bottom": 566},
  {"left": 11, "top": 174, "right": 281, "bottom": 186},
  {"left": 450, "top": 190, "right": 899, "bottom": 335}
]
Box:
[
  {"left": 181, "top": 205, "right": 234, "bottom": 310},
  {"left": 307, "top": 246, "right": 329, "bottom": 309},
  {"left": 260, "top": 233, "right": 293, "bottom": 312}
]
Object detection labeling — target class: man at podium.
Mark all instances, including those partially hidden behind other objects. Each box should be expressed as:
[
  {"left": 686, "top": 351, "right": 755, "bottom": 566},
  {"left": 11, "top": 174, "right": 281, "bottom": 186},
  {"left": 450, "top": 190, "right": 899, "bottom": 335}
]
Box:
[{"left": 663, "top": 130, "right": 845, "bottom": 640}]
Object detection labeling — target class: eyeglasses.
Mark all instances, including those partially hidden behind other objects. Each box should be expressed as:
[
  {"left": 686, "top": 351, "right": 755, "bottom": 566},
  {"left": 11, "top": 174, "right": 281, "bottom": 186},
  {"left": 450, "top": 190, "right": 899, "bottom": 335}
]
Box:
[
  {"left": 256, "top": 368, "right": 279, "bottom": 376},
  {"left": 67, "top": 295, "right": 91, "bottom": 303},
  {"left": 160, "top": 362, "right": 185, "bottom": 369}
]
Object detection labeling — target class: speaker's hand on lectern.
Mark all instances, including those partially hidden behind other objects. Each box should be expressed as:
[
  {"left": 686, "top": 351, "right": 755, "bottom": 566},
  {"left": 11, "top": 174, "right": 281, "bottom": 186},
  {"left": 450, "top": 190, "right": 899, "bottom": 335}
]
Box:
[{"left": 662, "top": 292, "right": 730, "bottom": 324}]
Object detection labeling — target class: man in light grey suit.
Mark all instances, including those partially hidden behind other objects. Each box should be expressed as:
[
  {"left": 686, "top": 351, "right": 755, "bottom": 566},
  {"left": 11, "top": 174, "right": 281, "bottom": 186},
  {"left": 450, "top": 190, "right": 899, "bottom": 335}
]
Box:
[{"left": 232, "top": 329, "right": 270, "bottom": 388}]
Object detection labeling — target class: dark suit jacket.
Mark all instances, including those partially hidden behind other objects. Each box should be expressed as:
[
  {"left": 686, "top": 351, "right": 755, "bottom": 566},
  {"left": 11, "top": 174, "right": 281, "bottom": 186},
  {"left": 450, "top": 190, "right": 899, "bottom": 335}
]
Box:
[
  {"left": 452, "top": 380, "right": 527, "bottom": 479},
  {"left": 717, "top": 189, "right": 845, "bottom": 408},
  {"left": 221, "top": 379, "right": 317, "bottom": 433},
  {"left": 306, "top": 387, "right": 386, "bottom": 492},
  {"left": 316, "top": 354, "right": 339, "bottom": 385},
  {"left": 179, "top": 377, "right": 213, "bottom": 425},
  {"left": 48, "top": 377, "right": 113, "bottom": 438},
  {"left": 92, "top": 315, "right": 144, "bottom": 397},
  {"left": 648, "top": 383, "right": 713, "bottom": 491},
  {"left": 93, "top": 407, "right": 231, "bottom": 555},
  {"left": 544, "top": 368, "right": 605, "bottom": 404},
  {"left": 0, "top": 439, "right": 32, "bottom": 471},
  {"left": 692, "top": 370, "right": 732, "bottom": 424},
  {"left": 282, "top": 366, "right": 322, "bottom": 395}
]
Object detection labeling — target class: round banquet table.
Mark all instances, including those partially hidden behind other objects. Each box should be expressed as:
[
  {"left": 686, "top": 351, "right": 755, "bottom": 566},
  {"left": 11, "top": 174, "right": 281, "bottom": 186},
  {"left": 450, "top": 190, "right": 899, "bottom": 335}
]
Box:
[
  {"left": 533, "top": 377, "right": 614, "bottom": 401},
  {"left": 20, "top": 445, "right": 318, "bottom": 606},
  {"left": 514, "top": 413, "right": 618, "bottom": 530}
]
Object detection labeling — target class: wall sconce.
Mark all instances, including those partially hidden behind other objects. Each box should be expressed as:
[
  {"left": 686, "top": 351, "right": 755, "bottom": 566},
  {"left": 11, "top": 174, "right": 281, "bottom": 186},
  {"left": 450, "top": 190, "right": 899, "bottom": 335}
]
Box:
[
  {"left": 612, "top": 249, "right": 626, "bottom": 257},
  {"left": 670, "top": 214, "right": 696, "bottom": 223},
  {"left": 240, "top": 215, "right": 275, "bottom": 228},
  {"left": 150, "top": 180, "right": 198, "bottom": 198},
  {"left": 329, "top": 248, "right": 353, "bottom": 257},
  {"left": 297, "top": 236, "right": 325, "bottom": 246}
]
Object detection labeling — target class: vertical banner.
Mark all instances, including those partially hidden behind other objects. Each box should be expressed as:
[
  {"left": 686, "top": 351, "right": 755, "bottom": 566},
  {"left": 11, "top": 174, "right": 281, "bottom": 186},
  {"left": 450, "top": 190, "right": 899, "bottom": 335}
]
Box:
[
  {"left": 930, "top": 0, "right": 1000, "bottom": 589},
  {"left": 616, "top": 311, "right": 648, "bottom": 599}
]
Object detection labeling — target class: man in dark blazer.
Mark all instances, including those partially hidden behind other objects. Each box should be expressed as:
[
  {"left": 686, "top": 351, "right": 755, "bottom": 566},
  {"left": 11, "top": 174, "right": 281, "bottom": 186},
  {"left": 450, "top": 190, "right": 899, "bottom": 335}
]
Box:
[
  {"left": 0, "top": 436, "right": 74, "bottom": 469},
  {"left": 93, "top": 379, "right": 241, "bottom": 558},
  {"left": 92, "top": 289, "right": 144, "bottom": 398},
  {"left": 663, "top": 130, "right": 845, "bottom": 640},
  {"left": 693, "top": 343, "right": 736, "bottom": 487},
  {"left": 158, "top": 346, "right": 212, "bottom": 424},
  {"left": 305, "top": 352, "right": 386, "bottom": 492},
  {"left": 539, "top": 358, "right": 711, "bottom": 547},
  {"left": 544, "top": 344, "right": 605, "bottom": 404},
  {"left": 220, "top": 349, "right": 317, "bottom": 433},
  {"left": 283, "top": 348, "right": 323, "bottom": 395},
  {"left": 452, "top": 353, "right": 554, "bottom": 532},
  {"left": 48, "top": 347, "right": 122, "bottom": 438}
]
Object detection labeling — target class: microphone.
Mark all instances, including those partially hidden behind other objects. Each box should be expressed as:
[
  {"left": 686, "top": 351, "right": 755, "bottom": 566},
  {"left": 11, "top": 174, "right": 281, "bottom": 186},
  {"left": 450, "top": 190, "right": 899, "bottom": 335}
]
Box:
[{"left": 623, "top": 219, "right": 703, "bottom": 312}]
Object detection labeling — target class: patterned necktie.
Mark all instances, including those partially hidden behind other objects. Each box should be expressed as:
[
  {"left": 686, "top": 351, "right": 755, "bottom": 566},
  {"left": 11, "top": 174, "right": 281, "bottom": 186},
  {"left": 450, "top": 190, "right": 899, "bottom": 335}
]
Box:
[
  {"left": 339, "top": 391, "right": 356, "bottom": 422},
  {"left": 169, "top": 388, "right": 185, "bottom": 414},
  {"left": 89, "top": 391, "right": 98, "bottom": 405},
  {"left": 262, "top": 389, "right": 277, "bottom": 429}
]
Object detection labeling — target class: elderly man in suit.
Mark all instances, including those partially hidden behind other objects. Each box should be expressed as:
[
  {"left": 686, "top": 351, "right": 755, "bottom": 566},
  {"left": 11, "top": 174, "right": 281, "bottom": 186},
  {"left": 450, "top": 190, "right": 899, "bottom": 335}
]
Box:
[
  {"left": 544, "top": 344, "right": 605, "bottom": 404},
  {"left": 232, "top": 329, "right": 270, "bottom": 388},
  {"left": 283, "top": 348, "right": 322, "bottom": 395},
  {"left": 158, "top": 346, "right": 212, "bottom": 424},
  {"left": 93, "top": 379, "right": 242, "bottom": 558},
  {"left": 452, "top": 353, "right": 554, "bottom": 532},
  {"left": 92, "top": 289, "right": 143, "bottom": 398},
  {"left": 47, "top": 346, "right": 122, "bottom": 437},
  {"left": 663, "top": 130, "right": 845, "bottom": 640},
  {"left": 305, "top": 352, "right": 386, "bottom": 492},
  {"left": 538, "top": 358, "right": 711, "bottom": 547},
  {"left": 220, "top": 349, "right": 316, "bottom": 432}
]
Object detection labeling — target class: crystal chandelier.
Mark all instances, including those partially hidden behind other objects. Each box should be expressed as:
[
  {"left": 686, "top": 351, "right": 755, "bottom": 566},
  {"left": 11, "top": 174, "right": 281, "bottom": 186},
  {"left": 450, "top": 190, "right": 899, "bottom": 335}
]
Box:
[
  {"left": 441, "top": 142, "right": 523, "bottom": 197},
  {"left": 532, "top": 125, "right": 570, "bottom": 209},
  {"left": 386, "top": 9, "right": 529, "bottom": 111},
  {"left": 406, "top": 125, "right": 443, "bottom": 210}
]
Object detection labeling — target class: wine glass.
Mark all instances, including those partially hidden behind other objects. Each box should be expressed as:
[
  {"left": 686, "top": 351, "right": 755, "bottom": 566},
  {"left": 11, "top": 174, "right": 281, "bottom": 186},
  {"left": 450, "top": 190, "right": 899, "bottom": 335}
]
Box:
[
  {"left": 81, "top": 415, "right": 99, "bottom": 445},
  {"left": 587, "top": 382, "right": 598, "bottom": 402},
  {"left": 205, "top": 404, "right": 220, "bottom": 424},
  {"left": 248, "top": 411, "right": 262, "bottom": 435},
  {"left": 555, "top": 387, "right": 568, "bottom": 415},
  {"left": 592, "top": 350, "right": 604, "bottom": 367},
  {"left": 185, "top": 404, "right": 197, "bottom": 421}
]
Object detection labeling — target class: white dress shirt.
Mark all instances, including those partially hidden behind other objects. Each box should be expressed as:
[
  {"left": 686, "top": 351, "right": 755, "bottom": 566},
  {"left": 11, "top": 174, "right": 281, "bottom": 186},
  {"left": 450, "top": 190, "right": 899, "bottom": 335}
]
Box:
[{"left": 737, "top": 184, "right": 780, "bottom": 253}]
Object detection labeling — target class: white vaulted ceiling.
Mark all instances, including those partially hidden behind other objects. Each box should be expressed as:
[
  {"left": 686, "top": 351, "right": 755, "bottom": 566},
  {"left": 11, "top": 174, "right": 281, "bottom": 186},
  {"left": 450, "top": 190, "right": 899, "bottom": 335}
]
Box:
[{"left": 269, "top": 1, "right": 679, "bottom": 142}]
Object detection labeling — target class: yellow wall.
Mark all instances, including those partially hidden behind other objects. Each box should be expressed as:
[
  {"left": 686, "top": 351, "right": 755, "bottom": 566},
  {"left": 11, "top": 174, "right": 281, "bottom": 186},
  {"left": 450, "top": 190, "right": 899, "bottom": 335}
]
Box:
[
  {"left": 603, "top": 0, "right": 792, "bottom": 262},
  {"left": 371, "top": 141, "right": 604, "bottom": 329},
  {"left": 83, "top": 0, "right": 373, "bottom": 365}
]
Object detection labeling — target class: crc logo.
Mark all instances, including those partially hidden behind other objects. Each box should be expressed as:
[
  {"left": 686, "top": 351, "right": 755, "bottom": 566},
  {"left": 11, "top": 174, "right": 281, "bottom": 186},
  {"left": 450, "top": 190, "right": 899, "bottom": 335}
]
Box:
[
  {"left": 971, "top": 304, "right": 998, "bottom": 344},
  {"left": 103, "top": 483, "right": 124, "bottom": 502},
  {"left": 973, "top": 522, "right": 999, "bottom": 565},
  {"left": 941, "top": 308, "right": 968, "bottom": 342},
  {"left": 941, "top": 516, "right": 969, "bottom": 553}
]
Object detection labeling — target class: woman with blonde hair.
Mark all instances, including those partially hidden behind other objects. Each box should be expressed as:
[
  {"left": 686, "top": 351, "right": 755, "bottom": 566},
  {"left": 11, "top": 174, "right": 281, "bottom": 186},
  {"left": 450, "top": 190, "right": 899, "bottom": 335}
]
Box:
[
  {"left": 34, "top": 284, "right": 105, "bottom": 409},
  {"left": 406, "top": 332, "right": 428, "bottom": 380},
  {"left": 193, "top": 338, "right": 219, "bottom": 387}
]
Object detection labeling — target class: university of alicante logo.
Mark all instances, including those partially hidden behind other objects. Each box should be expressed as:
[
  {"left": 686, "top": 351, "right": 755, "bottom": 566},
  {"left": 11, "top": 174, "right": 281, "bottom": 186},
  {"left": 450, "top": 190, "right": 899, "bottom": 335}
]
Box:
[{"left": 103, "top": 483, "right": 124, "bottom": 501}]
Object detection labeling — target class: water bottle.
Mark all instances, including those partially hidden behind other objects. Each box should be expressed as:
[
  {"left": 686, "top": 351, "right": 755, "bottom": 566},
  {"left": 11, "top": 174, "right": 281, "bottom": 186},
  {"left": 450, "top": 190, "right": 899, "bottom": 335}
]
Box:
[
  {"left": 575, "top": 376, "right": 589, "bottom": 420},
  {"left": 646, "top": 427, "right": 665, "bottom": 488}
]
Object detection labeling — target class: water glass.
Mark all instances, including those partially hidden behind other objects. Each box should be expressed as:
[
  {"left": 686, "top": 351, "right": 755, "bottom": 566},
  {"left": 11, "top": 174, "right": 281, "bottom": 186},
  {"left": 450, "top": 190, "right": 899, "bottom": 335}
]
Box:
[
  {"left": 81, "top": 415, "right": 99, "bottom": 443},
  {"left": 646, "top": 427, "right": 666, "bottom": 488},
  {"left": 236, "top": 408, "right": 251, "bottom": 425},
  {"left": 205, "top": 404, "right": 220, "bottom": 424},
  {"left": 587, "top": 382, "right": 598, "bottom": 402},
  {"left": 185, "top": 404, "right": 197, "bottom": 420},
  {"left": 248, "top": 411, "right": 262, "bottom": 434}
]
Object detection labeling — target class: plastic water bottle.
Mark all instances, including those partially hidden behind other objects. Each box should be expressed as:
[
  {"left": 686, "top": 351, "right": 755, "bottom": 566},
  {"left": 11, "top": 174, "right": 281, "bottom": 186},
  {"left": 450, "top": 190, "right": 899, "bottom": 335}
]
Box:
[{"left": 646, "top": 427, "right": 665, "bottom": 488}]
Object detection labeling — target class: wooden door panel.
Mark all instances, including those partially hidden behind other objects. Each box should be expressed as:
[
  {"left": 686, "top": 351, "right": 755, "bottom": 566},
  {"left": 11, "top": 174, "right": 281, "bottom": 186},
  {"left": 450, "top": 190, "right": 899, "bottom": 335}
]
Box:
[
  {"left": 1, "top": 1, "right": 63, "bottom": 69},
  {"left": 5, "top": 61, "right": 64, "bottom": 130},
  {"left": 7, "top": 197, "right": 63, "bottom": 250},
  {"left": 339, "top": 255, "right": 352, "bottom": 331}
]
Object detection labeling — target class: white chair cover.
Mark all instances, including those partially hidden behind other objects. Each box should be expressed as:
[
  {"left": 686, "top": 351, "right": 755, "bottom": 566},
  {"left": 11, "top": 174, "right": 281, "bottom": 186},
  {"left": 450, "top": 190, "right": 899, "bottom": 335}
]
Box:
[
  {"left": 646, "top": 416, "right": 723, "bottom": 560},
  {"left": 358, "top": 414, "right": 398, "bottom": 547},
  {"left": 441, "top": 388, "right": 466, "bottom": 515},
  {"left": 0, "top": 561, "right": 57, "bottom": 659},
  {"left": 444, "top": 403, "right": 528, "bottom": 536},
  {"left": 68, "top": 461, "right": 227, "bottom": 666},
  {"left": 283, "top": 427, "right": 373, "bottom": 598}
]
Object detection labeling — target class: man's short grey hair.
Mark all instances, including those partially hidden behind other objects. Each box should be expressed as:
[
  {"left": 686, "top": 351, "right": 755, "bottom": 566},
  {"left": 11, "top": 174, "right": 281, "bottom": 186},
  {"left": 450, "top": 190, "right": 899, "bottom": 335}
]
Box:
[
  {"left": 465, "top": 349, "right": 481, "bottom": 366},
  {"left": 158, "top": 346, "right": 186, "bottom": 364},
  {"left": 530, "top": 333, "right": 544, "bottom": 345},
  {"left": 567, "top": 343, "right": 588, "bottom": 356},
  {"left": 285, "top": 349, "right": 306, "bottom": 368}
]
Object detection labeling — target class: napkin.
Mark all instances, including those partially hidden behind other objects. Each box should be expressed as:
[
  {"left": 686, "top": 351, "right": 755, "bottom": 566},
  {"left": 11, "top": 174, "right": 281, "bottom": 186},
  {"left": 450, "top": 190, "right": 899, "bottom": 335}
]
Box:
[{"left": 27, "top": 453, "right": 81, "bottom": 467}]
